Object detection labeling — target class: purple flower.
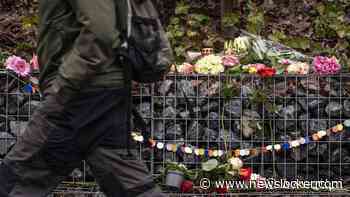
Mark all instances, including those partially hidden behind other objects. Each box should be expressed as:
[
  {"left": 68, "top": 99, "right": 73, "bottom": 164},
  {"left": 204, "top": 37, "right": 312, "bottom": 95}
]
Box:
[
  {"left": 5, "top": 56, "right": 31, "bottom": 77},
  {"left": 313, "top": 56, "right": 341, "bottom": 75}
]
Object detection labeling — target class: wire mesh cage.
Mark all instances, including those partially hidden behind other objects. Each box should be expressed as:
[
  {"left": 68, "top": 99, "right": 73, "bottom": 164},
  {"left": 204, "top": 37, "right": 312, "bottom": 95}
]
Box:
[
  {"left": 133, "top": 74, "right": 350, "bottom": 193},
  {"left": 0, "top": 70, "right": 350, "bottom": 195}
]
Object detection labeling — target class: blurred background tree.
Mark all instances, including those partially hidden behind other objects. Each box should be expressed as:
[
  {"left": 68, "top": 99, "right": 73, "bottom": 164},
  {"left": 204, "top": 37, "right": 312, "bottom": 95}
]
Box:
[{"left": 1, "top": 0, "right": 349, "bottom": 67}]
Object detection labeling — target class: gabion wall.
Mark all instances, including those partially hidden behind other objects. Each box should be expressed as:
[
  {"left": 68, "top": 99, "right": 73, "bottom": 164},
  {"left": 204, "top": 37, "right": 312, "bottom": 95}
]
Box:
[
  {"left": 0, "top": 70, "right": 350, "bottom": 194},
  {"left": 134, "top": 74, "right": 350, "bottom": 185}
]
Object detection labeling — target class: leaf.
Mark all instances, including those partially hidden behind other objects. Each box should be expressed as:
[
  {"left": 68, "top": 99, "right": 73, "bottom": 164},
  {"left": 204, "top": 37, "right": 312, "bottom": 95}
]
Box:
[
  {"left": 202, "top": 159, "right": 219, "bottom": 172},
  {"left": 283, "top": 37, "right": 310, "bottom": 50},
  {"left": 222, "top": 12, "right": 240, "bottom": 27},
  {"left": 175, "top": 1, "right": 190, "bottom": 15}
]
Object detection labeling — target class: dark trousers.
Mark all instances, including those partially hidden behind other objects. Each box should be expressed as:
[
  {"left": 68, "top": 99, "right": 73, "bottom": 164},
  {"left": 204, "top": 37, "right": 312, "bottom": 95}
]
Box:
[{"left": 0, "top": 86, "right": 165, "bottom": 197}]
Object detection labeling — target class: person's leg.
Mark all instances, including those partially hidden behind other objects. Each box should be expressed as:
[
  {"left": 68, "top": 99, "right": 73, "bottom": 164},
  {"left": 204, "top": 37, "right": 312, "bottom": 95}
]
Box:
[
  {"left": 0, "top": 93, "right": 77, "bottom": 197},
  {"left": 86, "top": 147, "right": 166, "bottom": 197}
]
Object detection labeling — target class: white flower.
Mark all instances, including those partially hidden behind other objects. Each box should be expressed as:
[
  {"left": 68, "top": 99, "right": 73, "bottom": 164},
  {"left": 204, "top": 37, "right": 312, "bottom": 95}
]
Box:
[
  {"left": 286, "top": 62, "right": 310, "bottom": 75},
  {"left": 233, "top": 36, "right": 251, "bottom": 53},
  {"left": 195, "top": 55, "right": 224, "bottom": 75},
  {"left": 228, "top": 157, "right": 243, "bottom": 170}
]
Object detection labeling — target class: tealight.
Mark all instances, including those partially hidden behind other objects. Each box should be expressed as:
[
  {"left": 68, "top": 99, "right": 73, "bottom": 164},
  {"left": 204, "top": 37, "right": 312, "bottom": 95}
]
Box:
[
  {"left": 194, "top": 149, "right": 200, "bottom": 156},
  {"left": 312, "top": 133, "right": 320, "bottom": 141},
  {"left": 336, "top": 124, "right": 343, "bottom": 132},
  {"left": 218, "top": 150, "right": 224, "bottom": 157},
  {"left": 344, "top": 120, "right": 350, "bottom": 127},
  {"left": 299, "top": 137, "right": 306, "bottom": 145},
  {"left": 171, "top": 144, "right": 178, "bottom": 152},
  {"left": 199, "top": 149, "right": 205, "bottom": 156},
  {"left": 166, "top": 144, "right": 173, "bottom": 151},
  {"left": 148, "top": 139, "right": 156, "bottom": 147},
  {"left": 208, "top": 150, "right": 214, "bottom": 157},
  {"left": 135, "top": 135, "right": 144, "bottom": 142},
  {"left": 274, "top": 144, "right": 281, "bottom": 151},
  {"left": 331, "top": 126, "right": 338, "bottom": 133},
  {"left": 282, "top": 143, "right": 290, "bottom": 150},
  {"left": 157, "top": 142, "right": 164, "bottom": 150},
  {"left": 212, "top": 150, "right": 218, "bottom": 157},
  {"left": 266, "top": 145, "right": 273, "bottom": 151},
  {"left": 184, "top": 147, "right": 192, "bottom": 154},
  {"left": 317, "top": 130, "right": 327, "bottom": 138},
  {"left": 290, "top": 140, "right": 300, "bottom": 148}
]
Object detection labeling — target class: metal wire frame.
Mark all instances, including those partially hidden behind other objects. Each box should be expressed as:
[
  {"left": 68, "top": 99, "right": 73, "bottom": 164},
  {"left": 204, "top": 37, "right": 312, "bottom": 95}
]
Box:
[{"left": 0, "top": 70, "right": 349, "bottom": 195}]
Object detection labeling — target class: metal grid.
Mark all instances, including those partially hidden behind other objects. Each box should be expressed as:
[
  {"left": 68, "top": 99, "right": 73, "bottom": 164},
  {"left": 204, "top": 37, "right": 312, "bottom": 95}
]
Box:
[{"left": 0, "top": 70, "right": 349, "bottom": 195}]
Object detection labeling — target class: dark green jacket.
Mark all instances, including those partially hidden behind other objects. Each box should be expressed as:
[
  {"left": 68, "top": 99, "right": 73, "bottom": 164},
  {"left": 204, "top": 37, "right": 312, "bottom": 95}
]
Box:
[{"left": 37, "top": 0, "right": 127, "bottom": 93}]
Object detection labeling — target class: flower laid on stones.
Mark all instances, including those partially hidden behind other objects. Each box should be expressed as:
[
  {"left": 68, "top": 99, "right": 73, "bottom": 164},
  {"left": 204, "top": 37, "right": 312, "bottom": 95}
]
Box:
[
  {"left": 258, "top": 67, "right": 276, "bottom": 78},
  {"left": 239, "top": 167, "right": 253, "bottom": 181},
  {"left": 30, "top": 54, "right": 40, "bottom": 70},
  {"left": 228, "top": 157, "right": 243, "bottom": 170},
  {"left": 222, "top": 55, "right": 240, "bottom": 68},
  {"left": 5, "top": 55, "right": 31, "bottom": 77},
  {"left": 313, "top": 56, "right": 341, "bottom": 75},
  {"left": 286, "top": 62, "right": 310, "bottom": 75},
  {"left": 195, "top": 55, "right": 224, "bottom": 75},
  {"left": 180, "top": 180, "right": 193, "bottom": 193},
  {"left": 177, "top": 63, "right": 194, "bottom": 74},
  {"left": 279, "top": 59, "right": 292, "bottom": 65},
  {"left": 242, "top": 63, "right": 267, "bottom": 74},
  {"left": 233, "top": 36, "right": 251, "bottom": 54}
]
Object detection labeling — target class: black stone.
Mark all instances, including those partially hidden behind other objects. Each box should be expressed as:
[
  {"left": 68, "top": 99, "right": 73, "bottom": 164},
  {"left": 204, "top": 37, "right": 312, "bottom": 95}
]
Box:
[
  {"left": 162, "top": 106, "right": 176, "bottom": 118},
  {"left": 159, "top": 80, "right": 173, "bottom": 95},
  {"left": 223, "top": 100, "right": 241, "bottom": 118},
  {"left": 325, "top": 102, "right": 343, "bottom": 118},
  {"left": 176, "top": 80, "right": 195, "bottom": 97},
  {"left": 165, "top": 124, "right": 183, "bottom": 140}
]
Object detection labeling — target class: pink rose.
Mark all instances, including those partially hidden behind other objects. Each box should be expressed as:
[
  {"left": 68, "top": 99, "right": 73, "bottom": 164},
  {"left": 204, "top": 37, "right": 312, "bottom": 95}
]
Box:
[
  {"left": 5, "top": 56, "right": 31, "bottom": 77},
  {"left": 178, "top": 63, "right": 194, "bottom": 75}
]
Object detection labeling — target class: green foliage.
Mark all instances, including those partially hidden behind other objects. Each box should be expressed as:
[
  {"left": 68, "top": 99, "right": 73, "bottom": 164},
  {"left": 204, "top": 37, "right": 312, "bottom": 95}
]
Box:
[
  {"left": 222, "top": 12, "right": 240, "bottom": 27},
  {"left": 16, "top": 42, "right": 33, "bottom": 51},
  {"left": 166, "top": 1, "right": 221, "bottom": 62},
  {"left": 0, "top": 51, "right": 9, "bottom": 66},
  {"left": 165, "top": 0, "right": 350, "bottom": 69},
  {"left": 21, "top": 15, "right": 39, "bottom": 29}
]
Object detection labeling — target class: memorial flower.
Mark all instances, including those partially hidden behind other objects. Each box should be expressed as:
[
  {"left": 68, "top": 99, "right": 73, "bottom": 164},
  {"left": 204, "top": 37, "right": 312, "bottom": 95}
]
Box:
[
  {"left": 258, "top": 67, "right": 276, "bottom": 78},
  {"left": 222, "top": 55, "right": 240, "bottom": 68},
  {"left": 178, "top": 63, "right": 194, "bottom": 74},
  {"left": 286, "top": 62, "right": 309, "bottom": 75},
  {"left": 313, "top": 56, "right": 341, "bottom": 75},
  {"left": 5, "top": 55, "right": 31, "bottom": 77},
  {"left": 195, "top": 55, "right": 224, "bottom": 75}
]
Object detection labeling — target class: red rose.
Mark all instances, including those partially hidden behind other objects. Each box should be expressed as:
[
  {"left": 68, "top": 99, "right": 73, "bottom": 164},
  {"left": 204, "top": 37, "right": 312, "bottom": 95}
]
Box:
[
  {"left": 181, "top": 180, "right": 193, "bottom": 193},
  {"left": 258, "top": 67, "right": 276, "bottom": 78},
  {"left": 239, "top": 167, "right": 253, "bottom": 181},
  {"left": 215, "top": 186, "right": 228, "bottom": 193}
]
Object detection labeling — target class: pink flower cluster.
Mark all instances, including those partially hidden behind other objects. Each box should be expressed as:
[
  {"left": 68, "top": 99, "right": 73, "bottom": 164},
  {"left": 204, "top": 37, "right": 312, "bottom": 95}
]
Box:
[
  {"left": 222, "top": 55, "right": 240, "bottom": 67},
  {"left": 313, "top": 56, "right": 341, "bottom": 75},
  {"left": 5, "top": 56, "right": 31, "bottom": 77},
  {"left": 177, "top": 63, "right": 194, "bottom": 74}
]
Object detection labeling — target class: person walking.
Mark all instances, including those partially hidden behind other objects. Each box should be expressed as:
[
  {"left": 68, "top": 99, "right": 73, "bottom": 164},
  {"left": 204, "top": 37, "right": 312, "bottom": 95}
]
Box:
[{"left": 0, "top": 0, "right": 167, "bottom": 196}]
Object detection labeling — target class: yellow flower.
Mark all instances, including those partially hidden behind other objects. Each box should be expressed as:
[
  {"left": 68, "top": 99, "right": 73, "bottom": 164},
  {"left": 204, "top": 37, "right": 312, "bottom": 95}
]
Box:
[
  {"left": 336, "top": 124, "right": 344, "bottom": 132},
  {"left": 248, "top": 66, "right": 258, "bottom": 74}
]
